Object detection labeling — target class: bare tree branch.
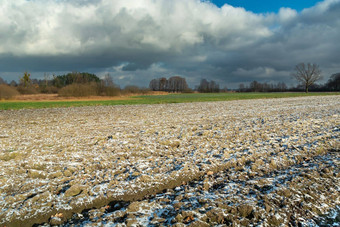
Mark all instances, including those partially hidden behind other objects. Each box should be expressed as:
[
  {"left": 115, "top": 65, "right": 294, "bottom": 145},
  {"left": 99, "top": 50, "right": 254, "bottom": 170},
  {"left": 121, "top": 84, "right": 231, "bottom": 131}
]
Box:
[{"left": 291, "top": 63, "right": 322, "bottom": 93}]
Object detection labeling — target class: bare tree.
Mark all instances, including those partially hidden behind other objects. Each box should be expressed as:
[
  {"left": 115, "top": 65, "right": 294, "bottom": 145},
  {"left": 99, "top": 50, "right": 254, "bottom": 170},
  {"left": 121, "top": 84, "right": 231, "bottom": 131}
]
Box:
[
  {"left": 43, "top": 73, "right": 47, "bottom": 87},
  {"left": 238, "top": 83, "right": 245, "bottom": 92},
  {"left": 102, "top": 73, "right": 115, "bottom": 87},
  {"left": 197, "top": 79, "right": 220, "bottom": 93},
  {"left": 250, "top": 80, "right": 261, "bottom": 92},
  {"left": 198, "top": 79, "right": 209, "bottom": 92},
  {"left": 276, "top": 82, "right": 287, "bottom": 92},
  {"left": 149, "top": 76, "right": 188, "bottom": 92},
  {"left": 292, "top": 63, "right": 322, "bottom": 93},
  {"left": 149, "top": 79, "right": 159, "bottom": 91},
  {"left": 325, "top": 73, "right": 340, "bottom": 91},
  {"left": 0, "top": 77, "right": 6, "bottom": 84},
  {"left": 168, "top": 76, "right": 188, "bottom": 92}
]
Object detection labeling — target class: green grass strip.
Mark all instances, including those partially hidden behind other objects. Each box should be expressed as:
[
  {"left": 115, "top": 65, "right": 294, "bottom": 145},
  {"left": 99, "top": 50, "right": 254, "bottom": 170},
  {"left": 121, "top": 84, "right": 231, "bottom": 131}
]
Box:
[{"left": 0, "top": 92, "right": 339, "bottom": 110}]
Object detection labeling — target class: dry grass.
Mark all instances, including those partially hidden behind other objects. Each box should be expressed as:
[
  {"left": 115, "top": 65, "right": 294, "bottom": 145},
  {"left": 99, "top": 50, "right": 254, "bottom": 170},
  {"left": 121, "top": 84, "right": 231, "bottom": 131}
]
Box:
[{"left": 8, "top": 91, "right": 168, "bottom": 101}]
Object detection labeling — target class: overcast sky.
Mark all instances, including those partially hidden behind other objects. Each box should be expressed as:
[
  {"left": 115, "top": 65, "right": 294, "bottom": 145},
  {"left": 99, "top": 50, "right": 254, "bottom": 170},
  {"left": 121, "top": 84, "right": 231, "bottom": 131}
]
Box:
[{"left": 0, "top": 0, "right": 339, "bottom": 88}]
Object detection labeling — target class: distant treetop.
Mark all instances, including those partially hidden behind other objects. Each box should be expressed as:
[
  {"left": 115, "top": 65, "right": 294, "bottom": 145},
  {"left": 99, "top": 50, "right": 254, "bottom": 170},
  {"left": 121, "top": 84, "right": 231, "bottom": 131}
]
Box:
[
  {"left": 52, "top": 72, "right": 100, "bottom": 88},
  {"left": 149, "top": 76, "right": 188, "bottom": 92}
]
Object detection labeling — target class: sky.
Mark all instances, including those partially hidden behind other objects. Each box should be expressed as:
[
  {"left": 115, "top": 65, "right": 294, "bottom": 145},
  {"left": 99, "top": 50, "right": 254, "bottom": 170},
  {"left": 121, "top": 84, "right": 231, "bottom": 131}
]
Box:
[
  {"left": 0, "top": 0, "right": 339, "bottom": 89},
  {"left": 212, "top": 0, "right": 322, "bottom": 13}
]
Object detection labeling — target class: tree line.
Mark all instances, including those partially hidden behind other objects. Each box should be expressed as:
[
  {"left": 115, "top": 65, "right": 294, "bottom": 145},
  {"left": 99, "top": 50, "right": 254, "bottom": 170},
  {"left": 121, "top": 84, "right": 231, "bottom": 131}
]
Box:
[
  {"left": 148, "top": 63, "right": 339, "bottom": 93},
  {"left": 149, "top": 76, "right": 190, "bottom": 92},
  {"left": 196, "top": 79, "right": 220, "bottom": 93},
  {"left": 0, "top": 72, "right": 149, "bottom": 99},
  {"left": 238, "top": 72, "right": 339, "bottom": 92},
  {"left": 238, "top": 81, "right": 288, "bottom": 92},
  {"left": 1, "top": 64, "right": 339, "bottom": 100},
  {"left": 149, "top": 77, "right": 225, "bottom": 93}
]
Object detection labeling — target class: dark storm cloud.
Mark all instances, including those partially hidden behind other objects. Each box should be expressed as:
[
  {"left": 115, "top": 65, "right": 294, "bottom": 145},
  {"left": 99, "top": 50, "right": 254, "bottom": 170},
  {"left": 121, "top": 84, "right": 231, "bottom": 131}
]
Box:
[{"left": 0, "top": 0, "right": 339, "bottom": 88}]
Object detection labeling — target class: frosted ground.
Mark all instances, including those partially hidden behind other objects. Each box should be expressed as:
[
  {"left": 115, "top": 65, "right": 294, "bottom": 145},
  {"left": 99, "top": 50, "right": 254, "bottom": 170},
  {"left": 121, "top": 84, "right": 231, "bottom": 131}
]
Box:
[{"left": 0, "top": 96, "right": 339, "bottom": 226}]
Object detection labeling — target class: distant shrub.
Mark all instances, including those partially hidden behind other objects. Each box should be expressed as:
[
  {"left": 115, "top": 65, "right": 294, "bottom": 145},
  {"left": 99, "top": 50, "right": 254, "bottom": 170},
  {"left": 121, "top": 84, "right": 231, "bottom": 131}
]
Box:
[
  {"left": 17, "top": 85, "right": 39, "bottom": 94},
  {"left": 0, "top": 84, "right": 19, "bottom": 99},
  {"left": 97, "top": 82, "right": 121, "bottom": 96},
  {"left": 124, "top": 85, "right": 140, "bottom": 93},
  {"left": 58, "top": 83, "right": 98, "bottom": 97},
  {"left": 102, "top": 86, "right": 121, "bottom": 96},
  {"left": 39, "top": 85, "right": 59, "bottom": 94}
]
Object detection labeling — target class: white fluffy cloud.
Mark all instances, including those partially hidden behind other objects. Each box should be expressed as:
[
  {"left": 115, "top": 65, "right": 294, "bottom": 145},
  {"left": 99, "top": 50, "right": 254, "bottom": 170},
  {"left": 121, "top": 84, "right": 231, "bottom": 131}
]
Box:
[
  {"left": 0, "top": 0, "right": 271, "bottom": 55},
  {"left": 0, "top": 0, "right": 339, "bottom": 87},
  {"left": 278, "top": 7, "right": 297, "bottom": 24}
]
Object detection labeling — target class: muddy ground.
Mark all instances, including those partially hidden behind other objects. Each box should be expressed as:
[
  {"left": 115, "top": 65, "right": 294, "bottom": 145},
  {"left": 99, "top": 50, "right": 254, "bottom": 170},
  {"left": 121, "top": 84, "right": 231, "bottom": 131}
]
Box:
[{"left": 0, "top": 96, "right": 339, "bottom": 226}]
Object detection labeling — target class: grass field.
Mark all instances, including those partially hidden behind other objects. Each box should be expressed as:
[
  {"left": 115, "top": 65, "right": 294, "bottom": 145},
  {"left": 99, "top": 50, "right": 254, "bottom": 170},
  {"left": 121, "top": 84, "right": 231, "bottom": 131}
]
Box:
[{"left": 0, "top": 92, "right": 339, "bottom": 110}]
